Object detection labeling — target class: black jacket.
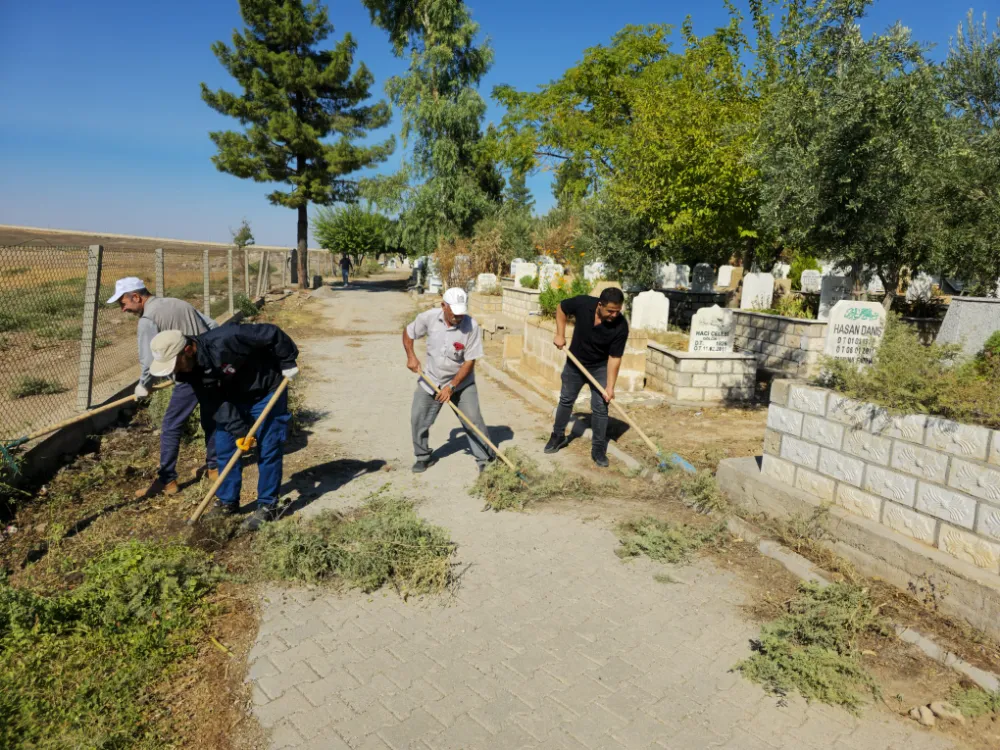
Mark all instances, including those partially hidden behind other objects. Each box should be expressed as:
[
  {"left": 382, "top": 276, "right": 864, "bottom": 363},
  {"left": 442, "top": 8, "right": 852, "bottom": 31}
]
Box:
[{"left": 177, "top": 323, "right": 298, "bottom": 436}]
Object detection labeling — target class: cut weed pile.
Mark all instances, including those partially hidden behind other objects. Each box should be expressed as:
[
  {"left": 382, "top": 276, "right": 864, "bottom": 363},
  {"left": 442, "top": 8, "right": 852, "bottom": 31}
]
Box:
[
  {"left": 254, "top": 490, "right": 455, "bottom": 595},
  {"left": 737, "top": 582, "right": 890, "bottom": 713},
  {"left": 615, "top": 516, "right": 727, "bottom": 564},
  {"left": 471, "top": 447, "right": 603, "bottom": 511}
]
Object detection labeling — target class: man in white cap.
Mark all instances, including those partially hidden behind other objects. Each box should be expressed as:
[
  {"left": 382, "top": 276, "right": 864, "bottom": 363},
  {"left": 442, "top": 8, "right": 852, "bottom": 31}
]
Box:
[
  {"left": 148, "top": 322, "right": 299, "bottom": 530},
  {"left": 402, "top": 287, "right": 495, "bottom": 473},
  {"left": 108, "top": 277, "right": 220, "bottom": 498}
]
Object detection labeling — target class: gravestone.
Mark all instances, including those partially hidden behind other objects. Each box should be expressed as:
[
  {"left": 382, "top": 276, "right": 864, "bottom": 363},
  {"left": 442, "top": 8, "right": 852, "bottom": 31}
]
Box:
[
  {"left": 289, "top": 248, "right": 299, "bottom": 284},
  {"left": 936, "top": 297, "right": 1000, "bottom": 358},
  {"left": 824, "top": 300, "right": 887, "bottom": 365},
  {"left": 312, "top": 274, "right": 323, "bottom": 289},
  {"left": 513, "top": 262, "right": 538, "bottom": 288},
  {"left": 388, "top": 258, "right": 397, "bottom": 270},
  {"left": 676, "top": 265, "right": 691, "bottom": 288},
  {"left": 476, "top": 273, "right": 498, "bottom": 293},
  {"left": 906, "top": 272, "right": 935, "bottom": 302},
  {"left": 510, "top": 258, "right": 525, "bottom": 276},
  {"left": 657, "top": 263, "right": 677, "bottom": 288},
  {"left": 717, "top": 265, "right": 735, "bottom": 288},
  {"left": 539, "top": 263, "right": 565, "bottom": 290},
  {"left": 630, "top": 290, "right": 670, "bottom": 332},
  {"left": 590, "top": 280, "right": 623, "bottom": 299},
  {"left": 691, "top": 263, "right": 715, "bottom": 293},
  {"left": 866, "top": 274, "right": 884, "bottom": 294},
  {"left": 800, "top": 270, "right": 822, "bottom": 293},
  {"left": 584, "top": 262, "right": 605, "bottom": 282},
  {"left": 689, "top": 305, "right": 735, "bottom": 353},
  {"left": 740, "top": 272, "right": 775, "bottom": 310},
  {"left": 818, "top": 275, "right": 851, "bottom": 321}
]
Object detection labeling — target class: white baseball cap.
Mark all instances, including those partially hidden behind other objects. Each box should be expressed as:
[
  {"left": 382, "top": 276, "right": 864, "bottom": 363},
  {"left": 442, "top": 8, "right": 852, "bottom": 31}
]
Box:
[
  {"left": 442, "top": 288, "right": 468, "bottom": 315},
  {"left": 106, "top": 276, "right": 147, "bottom": 304},
  {"left": 149, "top": 330, "right": 188, "bottom": 377}
]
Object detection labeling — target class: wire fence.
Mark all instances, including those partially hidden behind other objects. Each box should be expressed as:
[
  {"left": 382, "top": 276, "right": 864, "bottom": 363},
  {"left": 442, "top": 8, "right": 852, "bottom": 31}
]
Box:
[{"left": 0, "top": 243, "right": 293, "bottom": 443}]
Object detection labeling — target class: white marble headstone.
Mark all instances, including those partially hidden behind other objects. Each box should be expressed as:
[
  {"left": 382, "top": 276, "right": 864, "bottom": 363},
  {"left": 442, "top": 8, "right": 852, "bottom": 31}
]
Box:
[
  {"left": 656, "top": 263, "right": 677, "bottom": 289},
  {"left": 717, "top": 265, "right": 735, "bottom": 288},
  {"left": 773, "top": 263, "right": 791, "bottom": 279},
  {"left": 476, "top": 273, "right": 498, "bottom": 293},
  {"left": 513, "top": 262, "right": 538, "bottom": 288},
  {"left": 800, "top": 270, "right": 822, "bottom": 293},
  {"left": 689, "top": 305, "right": 735, "bottom": 353},
  {"left": 819, "top": 275, "right": 851, "bottom": 320},
  {"left": 824, "top": 300, "right": 887, "bottom": 365},
  {"left": 584, "top": 262, "right": 605, "bottom": 283},
  {"left": 631, "top": 290, "right": 670, "bottom": 333},
  {"left": 676, "top": 265, "right": 691, "bottom": 288},
  {"left": 866, "top": 274, "right": 885, "bottom": 294},
  {"left": 538, "top": 264, "right": 565, "bottom": 290},
  {"left": 906, "top": 272, "right": 934, "bottom": 302},
  {"left": 510, "top": 258, "right": 525, "bottom": 276},
  {"left": 740, "top": 273, "right": 775, "bottom": 310},
  {"left": 691, "top": 264, "right": 715, "bottom": 293}
]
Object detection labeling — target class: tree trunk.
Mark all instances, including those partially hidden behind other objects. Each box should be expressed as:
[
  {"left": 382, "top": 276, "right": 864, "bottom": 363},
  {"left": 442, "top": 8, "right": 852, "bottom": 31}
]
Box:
[
  {"left": 882, "top": 289, "right": 896, "bottom": 312},
  {"left": 297, "top": 204, "right": 308, "bottom": 290}
]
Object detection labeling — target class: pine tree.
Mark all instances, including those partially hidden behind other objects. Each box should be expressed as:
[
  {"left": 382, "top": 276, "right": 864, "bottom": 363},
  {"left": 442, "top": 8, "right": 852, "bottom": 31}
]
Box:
[
  {"left": 505, "top": 171, "right": 534, "bottom": 214},
  {"left": 202, "top": 0, "right": 394, "bottom": 288}
]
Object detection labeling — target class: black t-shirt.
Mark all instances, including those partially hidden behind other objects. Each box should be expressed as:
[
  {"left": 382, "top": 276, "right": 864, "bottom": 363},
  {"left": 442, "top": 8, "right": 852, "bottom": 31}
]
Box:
[{"left": 561, "top": 295, "right": 629, "bottom": 367}]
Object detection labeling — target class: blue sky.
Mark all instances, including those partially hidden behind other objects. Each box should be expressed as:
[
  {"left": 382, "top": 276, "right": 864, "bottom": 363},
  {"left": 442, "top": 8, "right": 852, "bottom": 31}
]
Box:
[{"left": 0, "top": 0, "right": 989, "bottom": 246}]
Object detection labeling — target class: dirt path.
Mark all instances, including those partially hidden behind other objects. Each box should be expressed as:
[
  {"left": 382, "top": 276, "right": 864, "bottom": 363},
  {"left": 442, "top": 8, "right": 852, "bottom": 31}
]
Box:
[{"left": 247, "top": 276, "right": 954, "bottom": 750}]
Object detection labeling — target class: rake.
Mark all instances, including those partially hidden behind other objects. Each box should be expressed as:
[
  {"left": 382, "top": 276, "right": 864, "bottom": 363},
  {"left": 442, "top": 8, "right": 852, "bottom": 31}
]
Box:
[{"left": 563, "top": 349, "right": 696, "bottom": 474}]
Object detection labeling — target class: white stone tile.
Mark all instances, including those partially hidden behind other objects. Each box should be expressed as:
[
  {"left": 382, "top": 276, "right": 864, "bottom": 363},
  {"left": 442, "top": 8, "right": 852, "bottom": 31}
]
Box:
[
  {"left": 801, "top": 416, "right": 844, "bottom": 450},
  {"left": 788, "top": 385, "right": 828, "bottom": 416},
  {"left": 766, "top": 405, "right": 803, "bottom": 437},
  {"left": 915, "top": 483, "right": 977, "bottom": 530},
  {"left": 989, "top": 431, "right": 1000, "bottom": 468},
  {"left": 869, "top": 410, "right": 926, "bottom": 444},
  {"left": 835, "top": 485, "right": 882, "bottom": 522},
  {"left": 826, "top": 394, "right": 875, "bottom": 428},
  {"left": 781, "top": 436, "right": 820, "bottom": 470},
  {"left": 795, "top": 468, "right": 837, "bottom": 501},
  {"left": 863, "top": 466, "right": 917, "bottom": 507},
  {"left": 882, "top": 504, "right": 937, "bottom": 544},
  {"left": 817, "top": 448, "right": 865, "bottom": 487},
  {"left": 925, "top": 417, "right": 991, "bottom": 461},
  {"left": 976, "top": 505, "right": 1000, "bottom": 542},
  {"left": 761, "top": 455, "right": 796, "bottom": 486},
  {"left": 948, "top": 458, "right": 1000, "bottom": 504},
  {"left": 890, "top": 442, "right": 949, "bottom": 484},
  {"left": 938, "top": 524, "right": 1000, "bottom": 571},
  {"left": 842, "top": 429, "right": 892, "bottom": 466}
]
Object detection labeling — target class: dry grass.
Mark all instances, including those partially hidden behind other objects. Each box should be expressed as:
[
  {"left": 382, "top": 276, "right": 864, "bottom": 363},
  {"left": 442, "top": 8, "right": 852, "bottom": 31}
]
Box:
[{"left": 471, "top": 447, "right": 606, "bottom": 511}]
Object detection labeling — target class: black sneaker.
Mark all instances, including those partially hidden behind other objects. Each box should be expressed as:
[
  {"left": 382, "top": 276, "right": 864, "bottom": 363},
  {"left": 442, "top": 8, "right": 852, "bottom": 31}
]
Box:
[
  {"left": 239, "top": 505, "right": 279, "bottom": 532},
  {"left": 591, "top": 444, "right": 610, "bottom": 468},
  {"left": 412, "top": 457, "right": 438, "bottom": 473},
  {"left": 544, "top": 433, "right": 566, "bottom": 454},
  {"left": 205, "top": 501, "right": 238, "bottom": 519}
]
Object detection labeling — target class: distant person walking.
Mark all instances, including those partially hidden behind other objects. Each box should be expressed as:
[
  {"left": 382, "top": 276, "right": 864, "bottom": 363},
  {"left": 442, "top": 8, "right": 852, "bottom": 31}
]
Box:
[
  {"left": 544, "top": 287, "right": 628, "bottom": 467},
  {"left": 340, "top": 255, "right": 354, "bottom": 286},
  {"left": 402, "top": 288, "right": 495, "bottom": 473},
  {"left": 108, "top": 277, "right": 219, "bottom": 498}
]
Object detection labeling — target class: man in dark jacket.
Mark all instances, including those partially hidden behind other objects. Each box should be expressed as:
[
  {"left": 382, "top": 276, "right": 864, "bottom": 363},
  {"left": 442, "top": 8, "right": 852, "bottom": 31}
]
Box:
[{"left": 148, "top": 324, "right": 299, "bottom": 529}]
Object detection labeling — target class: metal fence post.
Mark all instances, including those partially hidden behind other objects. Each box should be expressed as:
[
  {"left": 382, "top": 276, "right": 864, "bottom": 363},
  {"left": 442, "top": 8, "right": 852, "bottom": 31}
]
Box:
[
  {"left": 154, "top": 248, "right": 164, "bottom": 297},
  {"left": 76, "top": 245, "right": 103, "bottom": 411},
  {"left": 202, "top": 248, "right": 211, "bottom": 317},
  {"left": 243, "top": 249, "right": 250, "bottom": 296},
  {"left": 227, "top": 247, "right": 234, "bottom": 316}
]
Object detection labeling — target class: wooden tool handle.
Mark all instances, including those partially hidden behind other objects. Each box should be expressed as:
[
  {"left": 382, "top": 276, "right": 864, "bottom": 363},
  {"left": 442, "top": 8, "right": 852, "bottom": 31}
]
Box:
[
  {"left": 188, "top": 378, "right": 291, "bottom": 524},
  {"left": 418, "top": 373, "right": 516, "bottom": 474},
  {"left": 23, "top": 381, "right": 173, "bottom": 442}
]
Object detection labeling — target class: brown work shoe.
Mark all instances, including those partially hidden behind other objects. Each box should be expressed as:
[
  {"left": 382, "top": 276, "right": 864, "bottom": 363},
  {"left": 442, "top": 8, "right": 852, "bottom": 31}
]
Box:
[
  {"left": 190, "top": 465, "right": 221, "bottom": 482},
  {"left": 207, "top": 468, "right": 219, "bottom": 481},
  {"left": 134, "top": 479, "right": 179, "bottom": 500}
]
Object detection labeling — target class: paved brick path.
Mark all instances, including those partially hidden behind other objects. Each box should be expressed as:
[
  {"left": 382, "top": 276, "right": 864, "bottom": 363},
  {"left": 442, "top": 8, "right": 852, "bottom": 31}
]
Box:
[{"left": 247, "top": 281, "right": 953, "bottom": 750}]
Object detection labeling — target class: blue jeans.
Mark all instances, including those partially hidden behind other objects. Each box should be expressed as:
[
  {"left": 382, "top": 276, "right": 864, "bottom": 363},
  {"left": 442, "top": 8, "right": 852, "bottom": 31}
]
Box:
[
  {"left": 214, "top": 390, "right": 289, "bottom": 507},
  {"left": 552, "top": 361, "right": 609, "bottom": 447},
  {"left": 159, "top": 381, "right": 217, "bottom": 484},
  {"left": 342, "top": 269, "right": 349, "bottom": 285}
]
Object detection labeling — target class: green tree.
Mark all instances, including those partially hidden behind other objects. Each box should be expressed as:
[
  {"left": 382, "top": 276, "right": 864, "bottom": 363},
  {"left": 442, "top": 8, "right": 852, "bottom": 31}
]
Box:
[
  {"left": 230, "top": 218, "right": 255, "bottom": 250},
  {"left": 574, "top": 197, "right": 659, "bottom": 289},
  {"left": 202, "top": 0, "right": 394, "bottom": 288},
  {"left": 361, "top": 0, "right": 501, "bottom": 255},
  {"left": 312, "top": 203, "right": 390, "bottom": 265},
  {"left": 504, "top": 171, "right": 534, "bottom": 214},
  {"left": 756, "top": 0, "right": 948, "bottom": 309}
]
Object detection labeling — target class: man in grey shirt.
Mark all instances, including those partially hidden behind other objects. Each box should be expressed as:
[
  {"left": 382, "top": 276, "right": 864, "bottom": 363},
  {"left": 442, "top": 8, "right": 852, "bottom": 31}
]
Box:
[
  {"left": 107, "top": 277, "right": 220, "bottom": 498},
  {"left": 402, "top": 288, "right": 495, "bottom": 473}
]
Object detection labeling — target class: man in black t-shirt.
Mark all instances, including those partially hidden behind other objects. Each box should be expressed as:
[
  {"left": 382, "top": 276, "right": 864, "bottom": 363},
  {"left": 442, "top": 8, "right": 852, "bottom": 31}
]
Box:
[{"left": 544, "top": 287, "right": 628, "bottom": 467}]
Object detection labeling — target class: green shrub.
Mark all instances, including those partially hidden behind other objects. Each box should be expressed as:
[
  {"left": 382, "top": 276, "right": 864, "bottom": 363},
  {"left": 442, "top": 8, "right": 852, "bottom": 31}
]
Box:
[
  {"left": 789, "top": 254, "right": 821, "bottom": 291},
  {"left": 539, "top": 276, "right": 591, "bottom": 317},
  {"left": 352, "top": 257, "right": 384, "bottom": 278},
  {"left": 682, "top": 470, "right": 728, "bottom": 514},
  {"left": 254, "top": 491, "right": 454, "bottom": 594},
  {"left": 10, "top": 377, "right": 66, "bottom": 399},
  {"left": 519, "top": 275, "right": 539, "bottom": 289},
  {"left": 234, "top": 292, "right": 259, "bottom": 318},
  {"left": 0, "top": 542, "right": 218, "bottom": 749},
  {"left": 615, "top": 517, "right": 727, "bottom": 563},
  {"left": 736, "top": 582, "right": 888, "bottom": 712},
  {"left": 947, "top": 685, "right": 1000, "bottom": 718}
]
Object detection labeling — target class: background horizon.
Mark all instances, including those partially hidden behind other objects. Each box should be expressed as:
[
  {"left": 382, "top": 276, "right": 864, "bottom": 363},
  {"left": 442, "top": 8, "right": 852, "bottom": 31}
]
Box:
[{"left": 0, "top": 0, "right": 984, "bottom": 247}]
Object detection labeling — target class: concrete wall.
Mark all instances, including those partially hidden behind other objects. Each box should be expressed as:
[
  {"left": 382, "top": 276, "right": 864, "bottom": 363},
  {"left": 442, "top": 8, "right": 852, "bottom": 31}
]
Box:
[
  {"left": 763, "top": 381, "right": 1000, "bottom": 576},
  {"left": 502, "top": 287, "right": 541, "bottom": 321},
  {"left": 520, "top": 317, "right": 648, "bottom": 392},
  {"left": 660, "top": 289, "right": 730, "bottom": 329},
  {"left": 646, "top": 344, "right": 757, "bottom": 404},
  {"left": 733, "top": 311, "right": 827, "bottom": 378},
  {"left": 468, "top": 292, "right": 503, "bottom": 317}
]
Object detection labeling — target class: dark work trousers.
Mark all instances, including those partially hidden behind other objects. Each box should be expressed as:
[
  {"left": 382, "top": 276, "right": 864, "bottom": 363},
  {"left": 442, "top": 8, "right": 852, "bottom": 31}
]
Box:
[
  {"left": 213, "top": 390, "right": 289, "bottom": 507},
  {"left": 551, "top": 361, "right": 609, "bottom": 447},
  {"left": 158, "top": 381, "right": 218, "bottom": 484}
]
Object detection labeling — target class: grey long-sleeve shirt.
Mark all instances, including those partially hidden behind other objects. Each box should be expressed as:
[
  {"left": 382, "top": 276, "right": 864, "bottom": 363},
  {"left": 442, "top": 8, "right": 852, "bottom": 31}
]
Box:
[{"left": 137, "top": 296, "right": 219, "bottom": 386}]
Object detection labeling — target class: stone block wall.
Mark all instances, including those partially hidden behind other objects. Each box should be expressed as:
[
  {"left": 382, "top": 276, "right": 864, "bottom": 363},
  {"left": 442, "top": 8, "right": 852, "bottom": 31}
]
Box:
[
  {"left": 468, "top": 292, "right": 503, "bottom": 317},
  {"left": 660, "top": 289, "right": 730, "bottom": 329},
  {"left": 519, "top": 317, "right": 648, "bottom": 392},
  {"left": 763, "top": 381, "right": 1000, "bottom": 575},
  {"left": 733, "top": 311, "right": 827, "bottom": 378},
  {"left": 502, "top": 287, "right": 541, "bottom": 320},
  {"left": 646, "top": 344, "right": 757, "bottom": 404}
]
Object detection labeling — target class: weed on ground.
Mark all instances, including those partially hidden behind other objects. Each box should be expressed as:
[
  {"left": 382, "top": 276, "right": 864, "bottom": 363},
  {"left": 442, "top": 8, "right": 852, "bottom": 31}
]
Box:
[
  {"left": 471, "top": 447, "right": 604, "bottom": 511},
  {"left": 736, "top": 582, "right": 890, "bottom": 713},
  {"left": 948, "top": 685, "right": 1000, "bottom": 718},
  {"left": 254, "top": 490, "right": 455, "bottom": 595},
  {"left": 9, "top": 376, "right": 67, "bottom": 399},
  {"left": 681, "top": 469, "right": 728, "bottom": 514},
  {"left": 615, "top": 516, "right": 727, "bottom": 564}
]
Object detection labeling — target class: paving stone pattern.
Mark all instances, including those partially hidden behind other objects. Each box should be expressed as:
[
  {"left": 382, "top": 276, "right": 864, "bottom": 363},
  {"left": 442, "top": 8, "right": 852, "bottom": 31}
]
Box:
[{"left": 247, "top": 281, "right": 954, "bottom": 749}]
